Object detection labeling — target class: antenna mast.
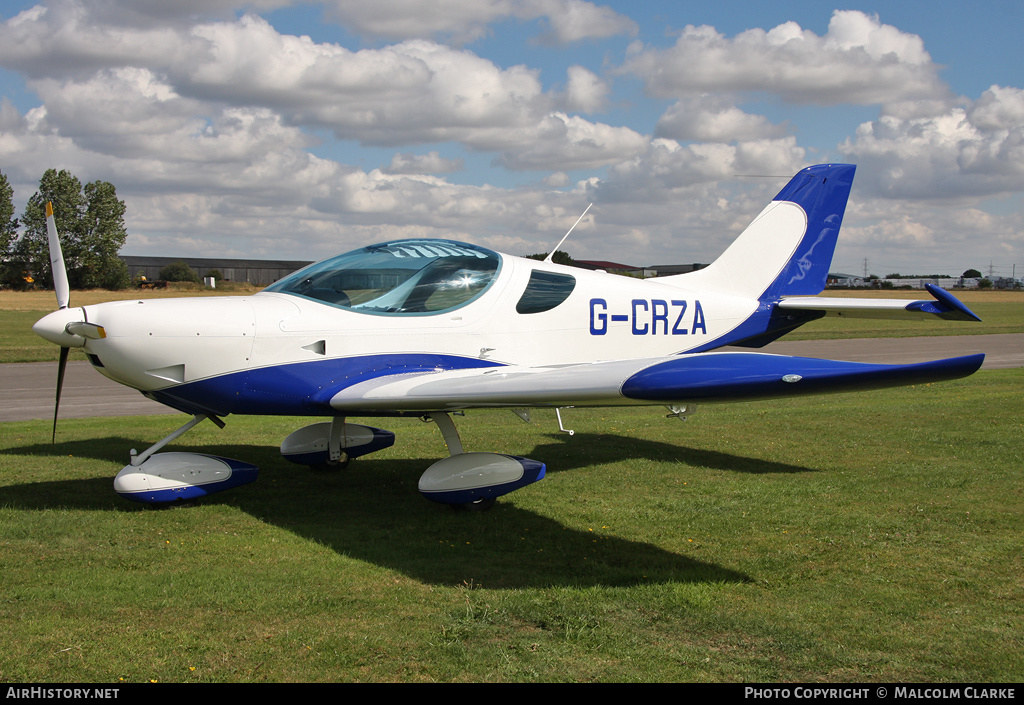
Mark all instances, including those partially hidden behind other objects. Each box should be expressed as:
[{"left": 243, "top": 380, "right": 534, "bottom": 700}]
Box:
[{"left": 544, "top": 204, "right": 592, "bottom": 263}]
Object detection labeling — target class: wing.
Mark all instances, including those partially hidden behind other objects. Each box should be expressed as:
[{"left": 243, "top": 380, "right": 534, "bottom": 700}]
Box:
[{"left": 329, "top": 351, "right": 985, "bottom": 413}]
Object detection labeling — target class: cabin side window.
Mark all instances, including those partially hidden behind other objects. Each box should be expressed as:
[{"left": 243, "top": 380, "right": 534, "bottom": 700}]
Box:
[{"left": 516, "top": 270, "right": 576, "bottom": 314}]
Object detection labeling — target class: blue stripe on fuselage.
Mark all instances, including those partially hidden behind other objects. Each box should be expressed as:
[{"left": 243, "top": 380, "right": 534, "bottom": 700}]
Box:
[{"left": 147, "top": 354, "right": 505, "bottom": 417}]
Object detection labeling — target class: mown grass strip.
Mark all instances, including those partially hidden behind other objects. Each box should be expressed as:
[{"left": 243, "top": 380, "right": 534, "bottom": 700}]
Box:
[{"left": 1, "top": 370, "right": 1021, "bottom": 682}]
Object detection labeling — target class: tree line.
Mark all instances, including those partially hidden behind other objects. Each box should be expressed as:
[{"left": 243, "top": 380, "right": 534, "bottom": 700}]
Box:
[{"left": 1, "top": 168, "right": 130, "bottom": 291}]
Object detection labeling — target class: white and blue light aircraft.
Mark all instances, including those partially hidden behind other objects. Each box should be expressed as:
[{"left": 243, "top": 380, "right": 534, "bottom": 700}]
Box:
[{"left": 33, "top": 164, "right": 985, "bottom": 508}]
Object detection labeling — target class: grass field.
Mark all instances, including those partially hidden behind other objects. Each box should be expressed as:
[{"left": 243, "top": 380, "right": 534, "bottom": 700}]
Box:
[
  {"left": 1, "top": 370, "right": 1022, "bottom": 682},
  {"left": 2, "top": 285, "right": 1022, "bottom": 682}
]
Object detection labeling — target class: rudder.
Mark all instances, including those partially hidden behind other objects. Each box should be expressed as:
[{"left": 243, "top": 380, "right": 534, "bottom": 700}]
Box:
[{"left": 764, "top": 163, "right": 856, "bottom": 298}]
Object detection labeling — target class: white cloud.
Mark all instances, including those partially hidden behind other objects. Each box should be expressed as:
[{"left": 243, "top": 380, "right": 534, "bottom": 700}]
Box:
[
  {"left": 656, "top": 95, "right": 787, "bottom": 143},
  {"left": 0, "top": 2, "right": 1020, "bottom": 273},
  {"left": 2, "top": 9, "right": 584, "bottom": 154},
  {"left": 832, "top": 197, "right": 1024, "bottom": 276},
  {"left": 840, "top": 86, "right": 1024, "bottom": 199},
  {"left": 322, "top": 0, "right": 513, "bottom": 43},
  {"left": 66, "top": 0, "right": 293, "bottom": 27},
  {"left": 600, "top": 137, "right": 805, "bottom": 200},
  {"left": 0, "top": 97, "right": 25, "bottom": 132},
  {"left": 968, "top": 85, "right": 1024, "bottom": 131},
  {"left": 0, "top": 2, "right": 189, "bottom": 78},
  {"left": 0, "top": 3, "right": 641, "bottom": 260},
  {"left": 26, "top": 68, "right": 206, "bottom": 158},
  {"left": 495, "top": 112, "right": 648, "bottom": 171},
  {"left": 621, "top": 10, "right": 949, "bottom": 107},
  {"left": 557, "top": 136, "right": 809, "bottom": 262},
  {"left": 562, "top": 65, "right": 609, "bottom": 113},
  {"left": 175, "top": 19, "right": 554, "bottom": 149},
  {"left": 382, "top": 151, "right": 464, "bottom": 175},
  {"left": 528, "top": 0, "right": 637, "bottom": 44},
  {"left": 321, "top": 0, "right": 636, "bottom": 44}
]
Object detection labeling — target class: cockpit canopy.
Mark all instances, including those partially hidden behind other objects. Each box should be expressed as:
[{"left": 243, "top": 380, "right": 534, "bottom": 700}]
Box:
[{"left": 265, "top": 239, "right": 502, "bottom": 315}]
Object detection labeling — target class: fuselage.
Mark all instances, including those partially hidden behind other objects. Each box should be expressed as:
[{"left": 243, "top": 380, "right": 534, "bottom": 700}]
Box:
[{"left": 34, "top": 239, "right": 762, "bottom": 416}]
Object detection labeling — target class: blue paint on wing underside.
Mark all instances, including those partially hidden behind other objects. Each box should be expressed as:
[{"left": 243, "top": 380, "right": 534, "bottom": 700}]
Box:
[{"left": 621, "top": 352, "right": 985, "bottom": 402}]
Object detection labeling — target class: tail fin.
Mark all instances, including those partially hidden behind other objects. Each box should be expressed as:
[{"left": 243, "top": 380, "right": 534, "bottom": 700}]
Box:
[{"left": 663, "top": 164, "right": 856, "bottom": 300}]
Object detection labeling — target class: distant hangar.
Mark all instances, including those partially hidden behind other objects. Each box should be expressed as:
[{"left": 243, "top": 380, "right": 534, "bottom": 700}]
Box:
[{"left": 122, "top": 256, "right": 312, "bottom": 287}]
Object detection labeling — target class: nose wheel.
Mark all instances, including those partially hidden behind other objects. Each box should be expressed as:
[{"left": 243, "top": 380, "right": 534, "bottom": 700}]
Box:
[{"left": 114, "top": 414, "right": 258, "bottom": 503}]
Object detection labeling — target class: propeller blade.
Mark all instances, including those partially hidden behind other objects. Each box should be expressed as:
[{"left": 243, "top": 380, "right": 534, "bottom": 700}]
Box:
[
  {"left": 45, "top": 201, "right": 70, "bottom": 310},
  {"left": 53, "top": 345, "right": 69, "bottom": 444},
  {"left": 42, "top": 203, "right": 75, "bottom": 443}
]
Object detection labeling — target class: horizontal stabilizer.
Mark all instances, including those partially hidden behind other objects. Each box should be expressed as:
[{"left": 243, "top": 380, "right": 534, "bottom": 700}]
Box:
[
  {"left": 621, "top": 352, "right": 985, "bottom": 403},
  {"left": 778, "top": 284, "right": 981, "bottom": 322}
]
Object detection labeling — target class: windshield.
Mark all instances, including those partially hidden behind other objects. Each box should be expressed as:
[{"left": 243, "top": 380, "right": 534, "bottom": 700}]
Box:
[{"left": 265, "top": 239, "right": 502, "bottom": 315}]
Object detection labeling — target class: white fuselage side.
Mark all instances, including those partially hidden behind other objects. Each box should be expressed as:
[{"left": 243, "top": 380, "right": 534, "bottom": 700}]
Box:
[{"left": 61, "top": 253, "right": 758, "bottom": 397}]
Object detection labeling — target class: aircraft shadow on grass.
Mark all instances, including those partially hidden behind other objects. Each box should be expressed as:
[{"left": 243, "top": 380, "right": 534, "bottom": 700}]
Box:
[
  {"left": 527, "top": 432, "right": 816, "bottom": 475},
  {"left": 0, "top": 433, "right": 815, "bottom": 588}
]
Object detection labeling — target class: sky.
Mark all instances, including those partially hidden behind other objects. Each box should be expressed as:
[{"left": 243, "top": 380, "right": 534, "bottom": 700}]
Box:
[{"left": 1, "top": 0, "right": 1022, "bottom": 278}]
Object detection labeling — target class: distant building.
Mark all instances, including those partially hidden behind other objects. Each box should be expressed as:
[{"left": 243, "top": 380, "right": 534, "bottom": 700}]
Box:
[
  {"left": 122, "top": 256, "right": 311, "bottom": 286},
  {"left": 574, "top": 259, "right": 643, "bottom": 274},
  {"left": 827, "top": 273, "right": 865, "bottom": 287},
  {"left": 572, "top": 260, "right": 708, "bottom": 278},
  {"left": 994, "top": 277, "right": 1023, "bottom": 290},
  {"left": 879, "top": 277, "right": 969, "bottom": 290},
  {"left": 642, "top": 263, "right": 708, "bottom": 278},
  {"left": 825, "top": 275, "right": 981, "bottom": 290}
]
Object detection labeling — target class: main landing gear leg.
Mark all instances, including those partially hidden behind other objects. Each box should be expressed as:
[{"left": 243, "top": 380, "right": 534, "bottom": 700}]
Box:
[
  {"left": 322, "top": 416, "right": 351, "bottom": 471},
  {"left": 428, "top": 411, "right": 464, "bottom": 456}
]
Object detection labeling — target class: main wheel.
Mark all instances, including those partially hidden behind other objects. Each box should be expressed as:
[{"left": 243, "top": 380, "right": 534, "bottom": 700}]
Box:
[
  {"left": 456, "top": 496, "right": 496, "bottom": 511},
  {"left": 308, "top": 454, "right": 350, "bottom": 472}
]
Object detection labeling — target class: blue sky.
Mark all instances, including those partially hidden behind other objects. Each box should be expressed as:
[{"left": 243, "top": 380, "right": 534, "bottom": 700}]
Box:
[{"left": 1, "top": 0, "right": 1022, "bottom": 277}]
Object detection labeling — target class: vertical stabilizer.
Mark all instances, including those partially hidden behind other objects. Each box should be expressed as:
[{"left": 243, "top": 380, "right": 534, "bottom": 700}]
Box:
[{"left": 663, "top": 164, "right": 856, "bottom": 301}]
